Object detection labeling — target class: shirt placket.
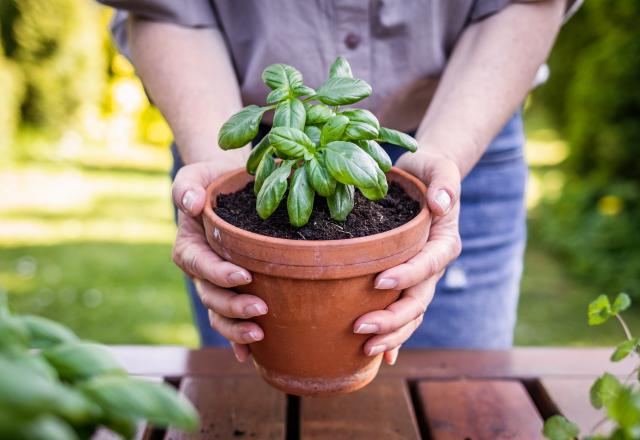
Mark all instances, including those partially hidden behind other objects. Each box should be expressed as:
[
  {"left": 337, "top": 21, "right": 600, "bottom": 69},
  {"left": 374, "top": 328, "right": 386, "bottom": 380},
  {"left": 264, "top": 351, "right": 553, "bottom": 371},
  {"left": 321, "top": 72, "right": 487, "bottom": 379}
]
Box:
[{"left": 334, "top": 0, "right": 372, "bottom": 82}]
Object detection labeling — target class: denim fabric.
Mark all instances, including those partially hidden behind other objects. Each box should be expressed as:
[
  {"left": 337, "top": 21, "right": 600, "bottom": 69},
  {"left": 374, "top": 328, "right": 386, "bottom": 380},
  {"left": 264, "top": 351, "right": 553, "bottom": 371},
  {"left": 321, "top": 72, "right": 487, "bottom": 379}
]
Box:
[{"left": 171, "top": 111, "right": 527, "bottom": 348}]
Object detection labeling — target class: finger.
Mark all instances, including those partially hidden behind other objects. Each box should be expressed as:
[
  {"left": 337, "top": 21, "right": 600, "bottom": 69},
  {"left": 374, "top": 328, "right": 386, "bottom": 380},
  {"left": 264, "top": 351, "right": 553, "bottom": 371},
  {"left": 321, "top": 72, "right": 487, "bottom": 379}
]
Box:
[
  {"left": 195, "top": 279, "right": 267, "bottom": 319},
  {"left": 354, "top": 278, "right": 436, "bottom": 334},
  {"left": 384, "top": 346, "right": 400, "bottom": 366},
  {"left": 375, "top": 223, "right": 460, "bottom": 290},
  {"left": 364, "top": 315, "right": 424, "bottom": 356},
  {"left": 173, "top": 222, "right": 252, "bottom": 287},
  {"left": 208, "top": 310, "right": 264, "bottom": 344},
  {"left": 425, "top": 158, "right": 461, "bottom": 216},
  {"left": 231, "top": 341, "right": 251, "bottom": 363},
  {"left": 172, "top": 162, "right": 225, "bottom": 216}
]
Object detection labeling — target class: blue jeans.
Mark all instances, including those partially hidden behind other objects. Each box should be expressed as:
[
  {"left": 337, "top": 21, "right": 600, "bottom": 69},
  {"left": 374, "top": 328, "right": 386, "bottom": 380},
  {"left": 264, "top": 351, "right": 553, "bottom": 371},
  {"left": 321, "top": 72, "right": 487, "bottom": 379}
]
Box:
[{"left": 171, "top": 112, "right": 527, "bottom": 349}]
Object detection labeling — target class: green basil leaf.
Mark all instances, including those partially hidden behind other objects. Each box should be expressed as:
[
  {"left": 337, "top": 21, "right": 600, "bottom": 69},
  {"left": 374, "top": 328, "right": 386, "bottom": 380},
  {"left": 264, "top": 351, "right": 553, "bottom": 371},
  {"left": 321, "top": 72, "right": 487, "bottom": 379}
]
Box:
[
  {"left": 273, "top": 98, "right": 306, "bottom": 130},
  {"left": 306, "top": 104, "right": 334, "bottom": 124},
  {"left": 254, "top": 150, "right": 276, "bottom": 195},
  {"left": 269, "top": 127, "right": 315, "bottom": 159},
  {"left": 266, "top": 87, "right": 290, "bottom": 104},
  {"left": 588, "top": 294, "right": 612, "bottom": 326},
  {"left": 610, "top": 338, "right": 639, "bottom": 362},
  {"left": 246, "top": 135, "right": 271, "bottom": 175},
  {"left": 42, "top": 342, "right": 125, "bottom": 382},
  {"left": 218, "top": 105, "right": 267, "bottom": 150},
  {"left": 606, "top": 387, "right": 640, "bottom": 430},
  {"left": 287, "top": 167, "right": 315, "bottom": 227},
  {"left": 590, "top": 372, "right": 622, "bottom": 409},
  {"left": 378, "top": 127, "right": 418, "bottom": 152},
  {"left": 0, "top": 314, "right": 30, "bottom": 354},
  {"left": 304, "top": 126, "right": 321, "bottom": 147},
  {"left": 612, "top": 292, "right": 631, "bottom": 314},
  {"left": 256, "top": 162, "right": 293, "bottom": 219},
  {"left": 359, "top": 166, "right": 388, "bottom": 201},
  {"left": 261, "top": 63, "right": 303, "bottom": 90},
  {"left": 342, "top": 109, "right": 380, "bottom": 140},
  {"left": 327, "top": 183, "right": 355, "bottom": 221},
  {"left": 292, "top": 84, "right": 316, "bottom": 97},
  {"left": 329, "top": 56, "right": 353, "bottom": 78},
  {"left": 324, "top": 141, "right": 381, "bottom": 188},
  {"left": 0, "top": 356, "right": 99, "bottom": 423},
  {"left": 17, "top": 415, "right": 80, "bottom": 440},
  {"left": 357, "top": 140, "right": 392, "bottom": 172},
  {"left": 306, "top": 155, "right": 336, "bottom": 197},
  {"left": 81, "top": 376, "right": 199, "bottom": 432},
  {"left": 542, "top": 415, "right": 580, "bottom": 440},
  {"left": 315, "top": 77, "right": 372, "bottom": 106},
  {"left": 20, "top": 315, "right": 78, "bottom": 349},
  {"left": 320, "top": 115, "right": 349, "bottom": 146}
]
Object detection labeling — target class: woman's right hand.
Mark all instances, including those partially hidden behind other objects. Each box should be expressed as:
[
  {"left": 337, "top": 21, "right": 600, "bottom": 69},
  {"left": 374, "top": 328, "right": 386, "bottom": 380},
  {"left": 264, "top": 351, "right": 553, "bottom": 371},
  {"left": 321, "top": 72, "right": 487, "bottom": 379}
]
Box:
[{"left": 171, "top": 162, "right": 268, "bottom": 362}]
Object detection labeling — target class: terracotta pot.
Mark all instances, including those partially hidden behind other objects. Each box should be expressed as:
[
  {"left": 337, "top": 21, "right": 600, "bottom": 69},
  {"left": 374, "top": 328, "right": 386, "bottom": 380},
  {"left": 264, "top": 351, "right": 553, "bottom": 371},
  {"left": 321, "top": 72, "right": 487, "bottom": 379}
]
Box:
[{"left": 203, "top": 167, "right": 430, "bottom": 396}]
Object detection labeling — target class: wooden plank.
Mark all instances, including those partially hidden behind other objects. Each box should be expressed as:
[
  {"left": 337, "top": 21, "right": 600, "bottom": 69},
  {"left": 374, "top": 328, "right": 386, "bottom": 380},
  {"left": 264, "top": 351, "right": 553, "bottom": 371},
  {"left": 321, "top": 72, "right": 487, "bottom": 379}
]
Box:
[
  {"left": 418, "top": 379, "right": 544, "bottom": 440},
  {"left": 537, "top": 378, "right": 614, "bottom": 436},
  {"left": 164, "top": 376, "right": 286, "bottom": 440},
  {"left": 300, "top": 377, "right": 420, "bottom": 439},
  {"left": 107, "top": 346, "right": 635, "bottom": 379}
]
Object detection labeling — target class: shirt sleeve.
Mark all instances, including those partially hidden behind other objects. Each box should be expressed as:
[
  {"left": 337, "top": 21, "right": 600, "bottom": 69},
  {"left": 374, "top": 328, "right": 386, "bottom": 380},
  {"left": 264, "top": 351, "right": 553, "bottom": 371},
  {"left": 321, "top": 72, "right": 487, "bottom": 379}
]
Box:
[
  {"left": 97, "top": 0, "right": 218, "bottom": 28},
  {"left": 469, "top": 0, "right": 584, "bottom": 23}
]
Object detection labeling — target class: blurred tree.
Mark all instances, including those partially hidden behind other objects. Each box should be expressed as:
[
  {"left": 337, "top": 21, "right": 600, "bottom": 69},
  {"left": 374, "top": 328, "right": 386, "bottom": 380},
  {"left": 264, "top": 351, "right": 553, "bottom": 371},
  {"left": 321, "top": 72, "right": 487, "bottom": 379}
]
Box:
[
  {"left": 0, "top": 30, "right": 24, "bottom": 151},
  {"left": 0, "top": 0, "right": 105, "bottom": 134},
  {"left": 531, "top": 0, "right": 640, "bottom": 299}
]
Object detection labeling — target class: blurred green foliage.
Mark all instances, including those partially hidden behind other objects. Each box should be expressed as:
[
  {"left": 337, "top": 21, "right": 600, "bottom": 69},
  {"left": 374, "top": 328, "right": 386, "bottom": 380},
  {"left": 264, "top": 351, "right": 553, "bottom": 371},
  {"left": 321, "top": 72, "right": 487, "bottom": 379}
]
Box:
[
  {"left": 531, "top": 0, "right": 640, "bottom": 300},
  {"left": 0, "top": 0, "right": 104, "bottom": 135}
]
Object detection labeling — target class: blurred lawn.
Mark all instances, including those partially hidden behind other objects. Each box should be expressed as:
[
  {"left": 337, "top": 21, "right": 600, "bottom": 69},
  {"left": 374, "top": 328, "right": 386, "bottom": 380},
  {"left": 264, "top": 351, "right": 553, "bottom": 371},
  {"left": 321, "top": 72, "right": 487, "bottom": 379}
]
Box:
[{"left": 1, "top": 123, "right": 637, "bottom": 347}]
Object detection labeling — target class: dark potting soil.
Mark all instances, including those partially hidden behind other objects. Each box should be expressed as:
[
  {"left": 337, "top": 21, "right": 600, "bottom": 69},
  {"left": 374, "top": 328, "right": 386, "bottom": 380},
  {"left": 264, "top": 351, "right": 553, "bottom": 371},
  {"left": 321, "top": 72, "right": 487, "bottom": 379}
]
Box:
[{"left": 214, "top": 182, "right": 420, "bottom": 240}]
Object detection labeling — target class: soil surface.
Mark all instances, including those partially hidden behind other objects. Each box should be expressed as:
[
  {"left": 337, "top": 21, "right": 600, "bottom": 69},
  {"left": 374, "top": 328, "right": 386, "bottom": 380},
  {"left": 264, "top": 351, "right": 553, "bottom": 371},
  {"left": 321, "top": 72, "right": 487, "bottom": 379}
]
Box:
[{"left": 214, "top": 182, "right": 420, "bottom": 240}]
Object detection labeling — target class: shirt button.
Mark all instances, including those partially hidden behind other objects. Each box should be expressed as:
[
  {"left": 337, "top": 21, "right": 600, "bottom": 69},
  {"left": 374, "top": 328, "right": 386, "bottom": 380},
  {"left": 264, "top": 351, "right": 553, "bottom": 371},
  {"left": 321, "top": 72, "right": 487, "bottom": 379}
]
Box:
[{"left": 344, "top": 33, "right": 361, "bottom": 50}]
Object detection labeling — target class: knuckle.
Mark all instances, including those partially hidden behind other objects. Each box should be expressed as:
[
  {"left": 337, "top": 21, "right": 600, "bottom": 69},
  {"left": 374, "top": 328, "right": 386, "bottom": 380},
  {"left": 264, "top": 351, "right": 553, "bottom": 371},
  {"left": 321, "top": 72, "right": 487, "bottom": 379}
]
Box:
[{"left": 451, "top": 236, "right": 462, "bottom": 259}]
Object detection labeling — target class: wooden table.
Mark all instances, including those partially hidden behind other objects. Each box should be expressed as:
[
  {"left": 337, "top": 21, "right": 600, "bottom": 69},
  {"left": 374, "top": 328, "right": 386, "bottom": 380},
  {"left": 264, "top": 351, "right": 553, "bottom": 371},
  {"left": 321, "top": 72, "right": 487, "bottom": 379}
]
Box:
[{"left": 99, "top": 346, "right": 634, "bottom": 440}]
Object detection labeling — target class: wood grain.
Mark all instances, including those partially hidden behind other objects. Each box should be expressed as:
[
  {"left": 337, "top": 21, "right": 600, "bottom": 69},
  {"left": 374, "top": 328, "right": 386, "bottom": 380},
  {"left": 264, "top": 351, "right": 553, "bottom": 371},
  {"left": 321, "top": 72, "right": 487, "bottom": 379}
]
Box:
[
  {"left": 418, "top": 379, "right": 544, "bottom": 440},
  {"left": 164, "top": 376, "right": 286, "bottom": 440},
  {"left": 300, "top": 377, "right": 420, "bottom": 439}
]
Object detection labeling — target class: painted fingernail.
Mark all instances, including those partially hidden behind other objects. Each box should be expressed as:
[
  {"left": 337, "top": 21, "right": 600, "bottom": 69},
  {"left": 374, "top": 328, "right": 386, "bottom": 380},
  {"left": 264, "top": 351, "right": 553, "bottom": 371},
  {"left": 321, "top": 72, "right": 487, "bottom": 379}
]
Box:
[
  {"left": 182, "top": 190, "right": 196, "bottom": 212},
  {"left": 243, "top": 331, "right": 262, "bottom": 342},
  {"left": 375, "top": 278, "right": 398, "bottom": 290},
  {"left": 389, "top": 349, "right": 399, "bottom": 366},
  {"left": 355, "top": 323, "right": 380, "bottom": 334},
  {"left": 228, "top": 271, "right": 251, "bottom": 285},
  {"left": 244, "top": 303, "right": 267, "bottom": 317},
  {"left": 435, "top": 189, "right": 451, "bottom": 213},
  {"left": 367, "top": 345, "right": 386, "bottom": 356}
]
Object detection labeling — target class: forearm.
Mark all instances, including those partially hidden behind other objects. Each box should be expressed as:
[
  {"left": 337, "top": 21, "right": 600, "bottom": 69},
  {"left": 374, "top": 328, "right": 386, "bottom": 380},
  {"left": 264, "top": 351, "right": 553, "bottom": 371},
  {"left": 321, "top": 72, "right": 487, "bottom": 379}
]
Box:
[
  {"left": 415, "top": 0, "right": 566, "bottom": 177},
  {"left": 129, "top": 17, "right": 247, "bottom": 165}
]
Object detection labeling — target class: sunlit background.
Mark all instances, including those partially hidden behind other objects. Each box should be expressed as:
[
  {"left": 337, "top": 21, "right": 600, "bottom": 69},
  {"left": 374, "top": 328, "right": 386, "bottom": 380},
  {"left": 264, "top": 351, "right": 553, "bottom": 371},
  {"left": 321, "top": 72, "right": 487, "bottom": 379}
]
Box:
[{"left": 1, "top": 1, "right": 638, "bottom": 347}]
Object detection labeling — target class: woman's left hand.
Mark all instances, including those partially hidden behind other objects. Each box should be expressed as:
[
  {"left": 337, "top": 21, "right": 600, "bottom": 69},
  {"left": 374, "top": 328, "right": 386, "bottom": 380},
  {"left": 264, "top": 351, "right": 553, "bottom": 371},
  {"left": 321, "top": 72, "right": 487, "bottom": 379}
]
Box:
[{"left": 353, "top": 150, "right": 462, "bottom": 365}]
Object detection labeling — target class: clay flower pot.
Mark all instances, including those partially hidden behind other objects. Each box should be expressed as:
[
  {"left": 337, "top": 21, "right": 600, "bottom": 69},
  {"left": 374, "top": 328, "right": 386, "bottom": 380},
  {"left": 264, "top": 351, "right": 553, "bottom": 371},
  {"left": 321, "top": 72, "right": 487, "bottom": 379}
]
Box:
[{"left": 203, "top": 167, "right": 430, "bottom": 396}]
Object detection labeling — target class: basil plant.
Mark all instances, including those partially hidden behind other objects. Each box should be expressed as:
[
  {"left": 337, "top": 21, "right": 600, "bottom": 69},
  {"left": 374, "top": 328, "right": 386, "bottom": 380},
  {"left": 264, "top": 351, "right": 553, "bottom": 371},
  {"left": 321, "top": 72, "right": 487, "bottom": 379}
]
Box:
[{"left": 217, "top": 57, "right": 418, "bottom": 227}]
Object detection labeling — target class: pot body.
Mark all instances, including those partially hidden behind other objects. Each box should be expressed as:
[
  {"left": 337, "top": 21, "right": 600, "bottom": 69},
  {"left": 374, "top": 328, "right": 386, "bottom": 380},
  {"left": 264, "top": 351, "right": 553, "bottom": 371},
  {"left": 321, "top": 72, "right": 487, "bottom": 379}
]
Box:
[{"left": 203, "top": 167, "right": 429, "bottom": 396}]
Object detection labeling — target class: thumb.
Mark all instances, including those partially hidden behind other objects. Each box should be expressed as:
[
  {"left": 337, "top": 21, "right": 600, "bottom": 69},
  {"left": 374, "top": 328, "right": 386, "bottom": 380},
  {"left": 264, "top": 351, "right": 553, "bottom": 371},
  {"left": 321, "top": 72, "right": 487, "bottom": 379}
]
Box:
[
  {"left": 425, "top": 158, "right": 461, "bottom": 216},
  {"left": 172, "top": 162, "right": 221, "bottom": 217}
]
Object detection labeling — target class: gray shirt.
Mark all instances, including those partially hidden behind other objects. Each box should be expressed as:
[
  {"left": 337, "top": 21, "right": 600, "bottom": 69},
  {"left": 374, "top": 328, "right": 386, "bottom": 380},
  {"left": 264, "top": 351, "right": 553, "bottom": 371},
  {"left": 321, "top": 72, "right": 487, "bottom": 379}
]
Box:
[{"left": 101, "top": 0, "right": 579, "bottom": 130}]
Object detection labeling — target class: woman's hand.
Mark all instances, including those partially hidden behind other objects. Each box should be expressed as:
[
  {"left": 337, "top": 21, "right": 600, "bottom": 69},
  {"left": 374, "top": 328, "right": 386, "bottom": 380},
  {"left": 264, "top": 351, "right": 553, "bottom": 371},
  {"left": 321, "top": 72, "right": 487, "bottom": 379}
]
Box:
[
  {"left": 171, "top": 162, "right": 267, "bottom": 362},
  {"left": 353, "top": 150, "right": 462, "bottom": 365}
]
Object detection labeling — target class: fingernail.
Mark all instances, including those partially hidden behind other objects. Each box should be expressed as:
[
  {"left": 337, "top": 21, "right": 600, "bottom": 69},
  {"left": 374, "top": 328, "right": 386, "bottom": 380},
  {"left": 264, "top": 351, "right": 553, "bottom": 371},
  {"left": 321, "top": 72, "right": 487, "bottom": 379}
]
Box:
[
  {"left": 375, "top": 278, "right": 398, "bottom": 290},
  {"left": 231, "top": 345, "right": 243, "bottom": 362},
  {"left": 228, "top": 271, "right": 251, "bottom": 285},
  {"left": 367, "top": 345, "right": 386, "bottom": 356},
  {"left": 435, "top": 189, "right": 451, "bottom": 213},
  {"left": 355, "top": 323, "right": 380, "bottom": 334},
  {"left": 389, "top": 350, "right": 399, "bottom": 366},
  {"left": 244, "top": 303, "right": 267, "bottom": 317},
  {"left": 243, "top": 331, "right": 262, "bottom": 342}
]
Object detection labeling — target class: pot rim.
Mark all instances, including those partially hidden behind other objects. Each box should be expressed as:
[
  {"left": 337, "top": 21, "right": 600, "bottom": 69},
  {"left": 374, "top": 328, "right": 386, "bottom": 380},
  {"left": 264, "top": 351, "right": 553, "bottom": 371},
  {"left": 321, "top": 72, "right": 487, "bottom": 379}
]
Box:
[{"left": 203, "top": 166, "right": 429, "bottom": 247}]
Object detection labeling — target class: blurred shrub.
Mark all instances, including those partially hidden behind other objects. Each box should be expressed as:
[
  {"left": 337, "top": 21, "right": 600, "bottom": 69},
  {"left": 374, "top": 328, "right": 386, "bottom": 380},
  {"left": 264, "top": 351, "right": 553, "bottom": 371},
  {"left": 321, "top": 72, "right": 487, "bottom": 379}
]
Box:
[
  {"left": 531, "top": 1, "right": 640, "bottom": 299},
  {"left": 0, "top": 40, "right": 24, "bottom": 150},
  {"left": 0, "top": 0, "right": 105, "bottom": 134}
]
